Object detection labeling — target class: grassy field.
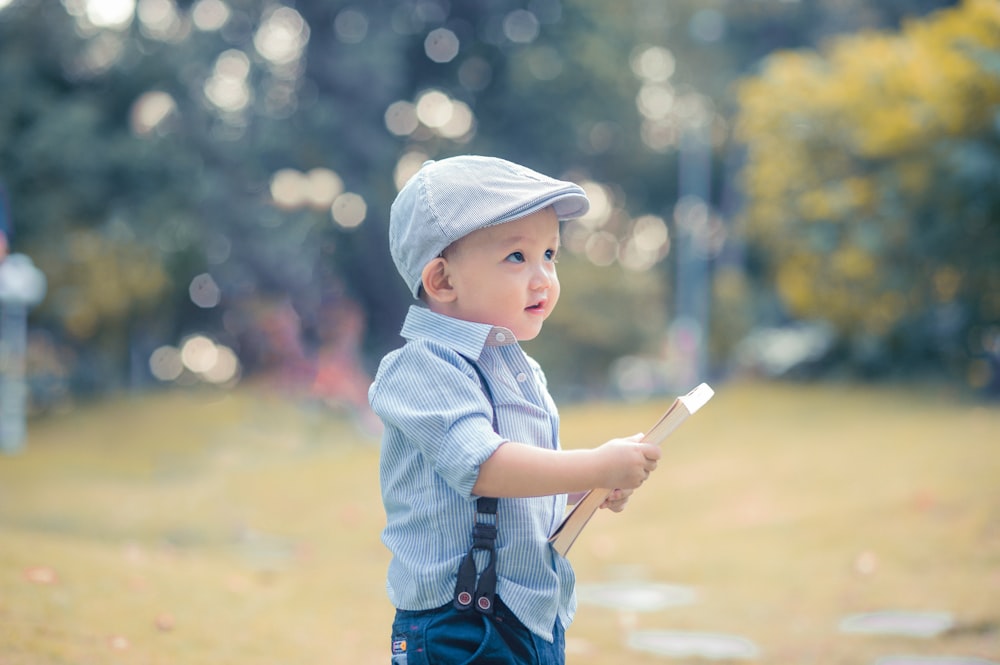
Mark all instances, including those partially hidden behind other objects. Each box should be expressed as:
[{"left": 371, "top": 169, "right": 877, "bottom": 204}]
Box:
[{"left": 1, "top": 381, "right": 998, "bottom": 664}]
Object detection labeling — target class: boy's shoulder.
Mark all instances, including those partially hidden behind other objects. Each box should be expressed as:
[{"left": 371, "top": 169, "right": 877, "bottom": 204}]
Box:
[{"left": 373, "top": 337, "right": 478, "bottom": 387}]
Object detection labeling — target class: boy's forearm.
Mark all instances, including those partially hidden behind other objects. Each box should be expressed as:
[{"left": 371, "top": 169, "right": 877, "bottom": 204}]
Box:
[{"left": 471, "top": 442, "right": 602, "bottom": 498}]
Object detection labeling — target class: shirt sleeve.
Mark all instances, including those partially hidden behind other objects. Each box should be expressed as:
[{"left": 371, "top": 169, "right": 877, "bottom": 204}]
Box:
[{"left": 370, "top": 340, "right": 506, "bottom": 497}]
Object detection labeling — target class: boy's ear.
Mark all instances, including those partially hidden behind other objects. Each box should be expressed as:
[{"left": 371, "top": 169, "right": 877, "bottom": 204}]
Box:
[{"left": 420, "top": 257, "right": 456, "bottom": 303}]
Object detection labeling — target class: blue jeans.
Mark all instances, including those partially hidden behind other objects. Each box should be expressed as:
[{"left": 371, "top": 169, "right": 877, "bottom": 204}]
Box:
[{"left": 390, "top": 598, "right": 565, "bottom": 665}]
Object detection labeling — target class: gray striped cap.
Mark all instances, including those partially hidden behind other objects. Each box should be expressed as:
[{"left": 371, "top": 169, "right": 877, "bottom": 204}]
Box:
[{"left": 389, "top": 155, "right": 590, "bottom": 298}]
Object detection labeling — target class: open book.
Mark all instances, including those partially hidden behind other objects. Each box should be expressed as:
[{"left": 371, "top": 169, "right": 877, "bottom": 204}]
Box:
[{"left": 548, "top": 383, "right": 715, "bottom": 557}]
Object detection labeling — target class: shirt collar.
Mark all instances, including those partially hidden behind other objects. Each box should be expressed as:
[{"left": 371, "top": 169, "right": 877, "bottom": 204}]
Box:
[{"left": 400, "top": 305, "right": 518, "bottom": 360}]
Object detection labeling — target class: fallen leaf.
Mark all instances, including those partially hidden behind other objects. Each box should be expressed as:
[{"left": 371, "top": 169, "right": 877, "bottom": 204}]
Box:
[
  {"left": 24, "top": 567, "right": 57, "bottom": 585},
  {"left": 853, "top": 550, "right": 878, "bottom": 575},
  {"left": 155, "top": 613, "right": 176, "bottom": 631}
]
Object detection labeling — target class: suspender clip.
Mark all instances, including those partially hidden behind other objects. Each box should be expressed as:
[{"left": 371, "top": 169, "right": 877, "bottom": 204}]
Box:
[{"left": 453, "top": 497, "right": 498, "bottom": 615}]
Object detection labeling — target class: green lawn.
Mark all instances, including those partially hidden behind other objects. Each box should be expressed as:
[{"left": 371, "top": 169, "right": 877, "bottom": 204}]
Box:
[{"left": 1, "top": 381, "right": 997, "bottom": 664}]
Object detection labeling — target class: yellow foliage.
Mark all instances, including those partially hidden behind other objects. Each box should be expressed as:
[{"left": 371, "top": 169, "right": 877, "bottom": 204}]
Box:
[
  {"left": 933, "top": 266, "right": 963, "bottom": 301},
  {"left": 735, "top": 0, "right": 1000, "bottom": 332},
  {"left": 821, "top": 0, "right": 1000, "bottom": 157},
  {"left": 797, "top": 189, "right": 835, "bottom": 222},
  {"left": 864, "top": 291, "right": 908, "bottom": 336},
  {"left": 897, "top": 160, "right": 932, "bottom": 195},
  {"left": 775, "top": 255, "right": 818, "bottom": 316},
  {"left": 795, "top": 176, "right": 876, "bottom": 222},
  {"left": 35, "top": 230, "right": 171, "bottom": 340},
  {"left": 831, "top": 245, "right": 876, "bottom": 281}
]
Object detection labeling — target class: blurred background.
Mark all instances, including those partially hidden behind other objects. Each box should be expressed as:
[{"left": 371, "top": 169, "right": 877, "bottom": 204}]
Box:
[
  {"left": 2, "top": 1, "right": 1000, "bottom": 663},
  {"left": 1, "top": 0, "right": 998, "bottom": 416}
]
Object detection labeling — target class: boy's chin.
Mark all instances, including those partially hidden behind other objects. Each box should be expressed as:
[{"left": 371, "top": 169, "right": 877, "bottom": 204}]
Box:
[{"left": 515, "top": 327, "right": 543, "bottom": 342}]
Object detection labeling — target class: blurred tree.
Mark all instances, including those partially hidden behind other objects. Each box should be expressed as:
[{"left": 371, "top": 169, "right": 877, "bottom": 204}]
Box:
[
  {"left": 0, "top": 0, "right": 965, "bottom": 403},
  {"left": 736, "top": 0, "right": 1000, "bottom": 384}
]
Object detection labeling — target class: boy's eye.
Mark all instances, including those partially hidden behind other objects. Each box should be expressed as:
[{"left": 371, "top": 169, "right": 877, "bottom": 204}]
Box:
[
  {"left": 506, "top": 251, "right": 525, "bottom": 263},
  {"left": 545, "top": 248, "right": 558, "bottom": 261}
]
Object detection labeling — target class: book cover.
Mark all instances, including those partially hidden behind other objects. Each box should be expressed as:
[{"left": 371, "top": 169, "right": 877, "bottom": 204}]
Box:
[{"left": 548, "top": 383, "right": 715, "bottom": 557}]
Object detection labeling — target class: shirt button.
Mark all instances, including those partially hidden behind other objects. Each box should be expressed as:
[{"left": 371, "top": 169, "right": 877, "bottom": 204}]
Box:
[
  {"left": 516, "top": 372, "right": 528, "bottom": 383},
  {"left": 495, "top": 332, "right": 506, "bottom": 343}
]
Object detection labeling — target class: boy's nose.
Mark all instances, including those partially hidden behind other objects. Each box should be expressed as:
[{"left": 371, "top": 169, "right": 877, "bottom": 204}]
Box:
[{"left": 530, "top": 264, "right": 553, "bottom": 289}]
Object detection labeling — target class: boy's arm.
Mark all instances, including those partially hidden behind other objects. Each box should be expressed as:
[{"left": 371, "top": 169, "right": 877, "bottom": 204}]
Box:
[{"left": 471, "top": 437, "right": 660, "bottom": 498}]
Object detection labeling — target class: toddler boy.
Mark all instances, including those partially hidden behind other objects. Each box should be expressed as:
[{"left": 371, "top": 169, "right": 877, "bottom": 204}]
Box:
[{"left": 369, "top": 155, "right": 661, "bottom": 664}]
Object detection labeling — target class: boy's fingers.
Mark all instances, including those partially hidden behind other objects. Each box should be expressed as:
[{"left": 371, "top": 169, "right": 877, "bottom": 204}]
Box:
[{"left": 638, "top": 443, "right": 662, "bottom": 460}]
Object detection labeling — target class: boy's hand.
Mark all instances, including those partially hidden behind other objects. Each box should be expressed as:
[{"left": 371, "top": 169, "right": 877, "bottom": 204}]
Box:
[
  {"left": 594, "top": 433, "right": 661, "bottom": 490},
  {"left": 600, "top": 488, "right": 634, "bottom": 512}
]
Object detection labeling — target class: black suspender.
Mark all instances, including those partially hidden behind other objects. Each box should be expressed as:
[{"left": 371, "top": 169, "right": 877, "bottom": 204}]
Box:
[
  {"left": 452, "top": 496, "right": 498, "bottom": 613},
  {"left": 453, "top": 359, "right": 499, "bottom": 615}
]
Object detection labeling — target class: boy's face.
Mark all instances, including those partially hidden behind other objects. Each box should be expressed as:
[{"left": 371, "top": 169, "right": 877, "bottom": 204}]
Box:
[{"left": 437, "top": 207, "right": 561, "bottom": 341}]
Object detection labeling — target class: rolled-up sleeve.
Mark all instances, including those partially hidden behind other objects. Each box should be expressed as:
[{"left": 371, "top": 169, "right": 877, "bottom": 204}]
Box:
[{"left": 370, "top": 340, "right": 506, "bottom": 497}]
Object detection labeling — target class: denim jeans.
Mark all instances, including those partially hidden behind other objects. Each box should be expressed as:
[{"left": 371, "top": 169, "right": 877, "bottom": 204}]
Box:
[{"left": 390, "top": 598, "right": 565, "bottom": 665}]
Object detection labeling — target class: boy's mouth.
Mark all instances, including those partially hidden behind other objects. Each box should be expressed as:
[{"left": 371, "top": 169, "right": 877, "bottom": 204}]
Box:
[{"left": 526, "top": 300, "right": 546, "bottom": 313}]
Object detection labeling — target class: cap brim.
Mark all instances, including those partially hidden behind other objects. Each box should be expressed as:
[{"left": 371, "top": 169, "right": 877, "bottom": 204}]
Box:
[{"left": 550, "top": 193, "right": 590, "bottom": 221}]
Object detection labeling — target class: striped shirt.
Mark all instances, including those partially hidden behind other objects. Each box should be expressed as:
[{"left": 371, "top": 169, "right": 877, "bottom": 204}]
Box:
[{"left": 369, "top": 305, "right": 575, "bottom": 642}]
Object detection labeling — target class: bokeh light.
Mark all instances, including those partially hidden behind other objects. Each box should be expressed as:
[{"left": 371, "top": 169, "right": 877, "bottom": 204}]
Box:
[
  {"left": 204, "top": 233, "right": 232, "bottom": 266},
  {"left": 150, "top": 336, "right": 240, "bottom": 385},
  {"left": 305, "top": 168, "right": 344, "bottom": 210},
  {"left": 386, "top": 89, "right": 476, "bottom": 143},
  {"left": 436, "top": 100, "right": 474, "bottom": 139},
  {"left": 82, "top": 0, "right": 135, "bottom": 29},
  {"left": 149, "top": 345, "right": 183, "bottom": 381},
  {"left": 64, "top": 28, "right": 127, "bottom": 77},
  {"left": 415, "top": 89, "right": 453, "bottom": 128},
  {"left": 136, "top": 0, "right": 185, "bottom": 42},
  {"left": 576, "top": 181, "right": 613, "bottom": 230},
  {"left": 674, "top": 195, "right": 727, "bottom": 259},
  {"left": 674, "top": 92, "right": 714, "bottom": 128},
  {"left": 270, "top": 168, "right": 307, "bottom": 210},
  {"left": 637, "top": 84, "right": 676, "bottom": 120},
  {"left": 384, "top": 101, "right": 419, "bottom": 137},
  {"left": 191, "top": 0, "right": 229, "bottom": 31},
  {"left": 331, "top": 192, "right": 367, "bottom": 229},
  {"left": 620, "top": 214, "right": 670, "bottom": 271},
  {"left": 632, "top": 214, "right": 670, "bottom": 253},
  {"left": 631, "top": 45, "right": 676, "bottom": 82},
  {"left": 181, "top": 334, "right": 217, "bottom": 373},
  {"left": 254, "top": 6, "right": 308, "bottom": 66},
  {"left": 204, "top": 49, "right": 251, "bottom": 113},
  {"left": 630, "top": 43, "right": 714, "bottom": 153},
  {"left": 393, "top": 151, "right": 430, "bottom": 190},
  {"left": 334, "top": 8, "right": 368, "bottom": 44},
  {"left": 200, "top": 345, "right": 239, "bottom": 384},
  {"left": 561, "top": 180, "right": 672, "bottom": 271},
  {"left": 640, "top": 118, "right": 680, "bottom": 153},
  {"left": 268, "top": 167, "right": 345, "bottom": 212},
  {"left": 189, "top": 273, "right": 221, "bottom": 309},
  {"left": 584, "top": 231, "right": 619, "bottom": 267},
  {"left": 503, "top": 9, "right": 539, "bottom": 44},
  {"left": 130, "top": 90, "right": 177, "bottom": 135},
  {"left": 424, "top": 27, "right": 459, "bottom": 63}
]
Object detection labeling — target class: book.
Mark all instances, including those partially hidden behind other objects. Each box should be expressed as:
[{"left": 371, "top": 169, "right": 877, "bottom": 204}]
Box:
[{"left": 547, "top": 382, "right": 715, "bottom": 557}]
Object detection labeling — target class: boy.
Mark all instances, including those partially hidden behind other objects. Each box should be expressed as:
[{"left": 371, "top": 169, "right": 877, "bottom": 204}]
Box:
[{"left": 369, "top": 156, "right": 661, "bottom": 664}]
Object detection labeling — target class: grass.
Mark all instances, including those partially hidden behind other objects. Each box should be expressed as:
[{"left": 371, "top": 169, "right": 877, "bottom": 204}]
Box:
[{"left": 0, "top": 381, "right": 998, "bottom": 664}]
